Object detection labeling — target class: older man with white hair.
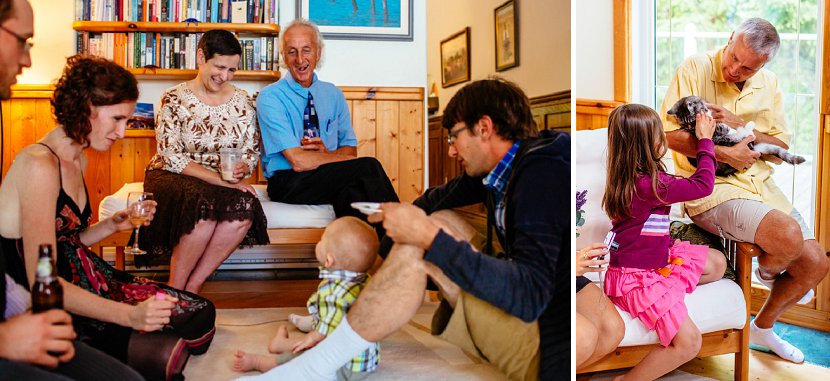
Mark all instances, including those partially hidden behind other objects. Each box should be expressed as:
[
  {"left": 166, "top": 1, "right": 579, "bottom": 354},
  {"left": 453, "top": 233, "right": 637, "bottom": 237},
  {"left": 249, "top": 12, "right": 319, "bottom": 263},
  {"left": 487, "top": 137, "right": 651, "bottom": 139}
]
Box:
[
  {"left": 256, "top": 19, "right": 399, "bottom": 236},
  {"left": 660, "top": 17, "right": 830, "bottom": 363}
]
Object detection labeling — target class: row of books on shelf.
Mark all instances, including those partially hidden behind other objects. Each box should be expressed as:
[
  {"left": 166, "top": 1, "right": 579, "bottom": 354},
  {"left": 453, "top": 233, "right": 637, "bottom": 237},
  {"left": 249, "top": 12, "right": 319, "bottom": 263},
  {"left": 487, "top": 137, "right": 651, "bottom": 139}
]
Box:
[
  {"left": 76, "top": 32, "right": 279, "bottom": 71},
  {"left": 76, "top": 0, "right": 279, "bottom": 24}
]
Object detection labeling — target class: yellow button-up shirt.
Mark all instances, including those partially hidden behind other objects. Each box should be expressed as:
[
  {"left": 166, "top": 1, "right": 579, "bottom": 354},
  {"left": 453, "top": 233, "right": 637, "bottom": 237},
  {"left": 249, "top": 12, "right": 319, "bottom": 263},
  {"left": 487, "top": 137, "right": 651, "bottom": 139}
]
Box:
[{"left": 659, "top": 46, "right": 793, "bottom": 216}]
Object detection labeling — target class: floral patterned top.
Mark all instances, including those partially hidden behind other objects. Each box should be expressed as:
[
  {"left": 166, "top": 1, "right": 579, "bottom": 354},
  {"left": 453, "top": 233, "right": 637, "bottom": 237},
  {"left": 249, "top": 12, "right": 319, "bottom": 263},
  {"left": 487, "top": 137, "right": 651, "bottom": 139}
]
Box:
[{"left": 147, "top": 82, "right": 260, "bottom": 175}]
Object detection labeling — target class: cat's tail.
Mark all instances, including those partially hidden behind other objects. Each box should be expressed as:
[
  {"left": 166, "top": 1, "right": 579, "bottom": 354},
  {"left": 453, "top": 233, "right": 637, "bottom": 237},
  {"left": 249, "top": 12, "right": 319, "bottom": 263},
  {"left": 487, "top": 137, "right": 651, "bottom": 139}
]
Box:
[{"left": 754, "top": 143, "right": 806, "bottom": 165}]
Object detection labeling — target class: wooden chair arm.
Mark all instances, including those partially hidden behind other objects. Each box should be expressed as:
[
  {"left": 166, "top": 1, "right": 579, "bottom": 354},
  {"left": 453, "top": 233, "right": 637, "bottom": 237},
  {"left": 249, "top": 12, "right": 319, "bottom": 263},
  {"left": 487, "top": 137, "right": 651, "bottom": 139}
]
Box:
[{"left": 735, "top": 242, "right": 763, "bottom": 258}]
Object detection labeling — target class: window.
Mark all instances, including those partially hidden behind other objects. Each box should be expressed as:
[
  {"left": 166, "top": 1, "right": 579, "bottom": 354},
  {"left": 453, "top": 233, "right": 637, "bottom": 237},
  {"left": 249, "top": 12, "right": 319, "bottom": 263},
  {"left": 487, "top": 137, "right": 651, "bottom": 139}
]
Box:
[{"left": 634, "top": 0, "right": 822, "bottom": 230}]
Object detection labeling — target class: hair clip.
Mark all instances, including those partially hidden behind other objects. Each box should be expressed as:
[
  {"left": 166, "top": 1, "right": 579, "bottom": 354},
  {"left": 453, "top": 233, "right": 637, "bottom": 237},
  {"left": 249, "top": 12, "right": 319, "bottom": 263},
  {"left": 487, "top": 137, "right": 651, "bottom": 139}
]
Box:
[{"left": 184, "top": 18, "right": 200, "bottom": 27}]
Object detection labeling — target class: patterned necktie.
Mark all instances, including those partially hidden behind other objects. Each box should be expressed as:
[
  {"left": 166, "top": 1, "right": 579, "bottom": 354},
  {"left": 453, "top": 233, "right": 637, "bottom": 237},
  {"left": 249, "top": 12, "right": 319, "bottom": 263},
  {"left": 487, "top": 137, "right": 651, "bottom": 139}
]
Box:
[{"left": 303, "top": 92, "right": 320, "bottom": 139}]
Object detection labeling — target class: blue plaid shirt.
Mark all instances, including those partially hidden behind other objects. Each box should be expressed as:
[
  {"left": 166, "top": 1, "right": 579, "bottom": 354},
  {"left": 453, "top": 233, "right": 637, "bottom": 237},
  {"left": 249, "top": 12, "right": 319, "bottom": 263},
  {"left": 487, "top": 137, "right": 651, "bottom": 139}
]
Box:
[{"left": 482, "top": 141, "right": 520, "bottom": 238}]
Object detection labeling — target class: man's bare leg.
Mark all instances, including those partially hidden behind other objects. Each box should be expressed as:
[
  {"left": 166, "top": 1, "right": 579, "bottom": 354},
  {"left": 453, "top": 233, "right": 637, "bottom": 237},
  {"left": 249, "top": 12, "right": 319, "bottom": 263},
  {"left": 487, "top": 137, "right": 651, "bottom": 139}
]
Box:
[
  {"left": 753, "top": 212, "right": 828, "bottom": 327},
  {"left": 751, "top": 212, "right": 830, "bottom": 362},
  {"left": 349, "top": 243, "right": 433, "bottom": 341}
]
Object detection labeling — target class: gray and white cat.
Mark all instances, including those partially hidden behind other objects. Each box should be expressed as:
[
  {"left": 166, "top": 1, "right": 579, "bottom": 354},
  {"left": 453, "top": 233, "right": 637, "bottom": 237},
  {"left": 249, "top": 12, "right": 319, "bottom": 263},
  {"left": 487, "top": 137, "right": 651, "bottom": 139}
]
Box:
[{"left": 667, "top": 95, "right": 805, "bottom": 176}]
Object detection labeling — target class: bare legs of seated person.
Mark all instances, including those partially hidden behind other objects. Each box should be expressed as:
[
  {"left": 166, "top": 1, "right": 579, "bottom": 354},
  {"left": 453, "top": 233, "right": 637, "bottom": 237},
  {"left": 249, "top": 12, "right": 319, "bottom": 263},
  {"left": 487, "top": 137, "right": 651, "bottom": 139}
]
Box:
[
  {"left": 696, "top": 206, "right": 830, "bottom": 363},
  {"left": 169, "top": 219, "right": 253, "bottom": 294},
  {"left": 747, "top": 211, "right": 829, "bottom": 363},
  {"left": 698, "top": 247, "right": 727, "bottom": 285},
  {"left": 576, "top": 283, "right": 624, "bottom": 370}
]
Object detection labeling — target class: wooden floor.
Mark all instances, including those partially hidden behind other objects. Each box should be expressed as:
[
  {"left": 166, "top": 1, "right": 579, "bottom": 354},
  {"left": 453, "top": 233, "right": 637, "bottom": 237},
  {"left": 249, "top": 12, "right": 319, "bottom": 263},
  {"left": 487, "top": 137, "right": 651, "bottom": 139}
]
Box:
[
  {"left": 201, "top": 278, "right": 319, "bottom": 309},
  {"left": 204, "top": 276, "right": 830, "bottom": 380}
]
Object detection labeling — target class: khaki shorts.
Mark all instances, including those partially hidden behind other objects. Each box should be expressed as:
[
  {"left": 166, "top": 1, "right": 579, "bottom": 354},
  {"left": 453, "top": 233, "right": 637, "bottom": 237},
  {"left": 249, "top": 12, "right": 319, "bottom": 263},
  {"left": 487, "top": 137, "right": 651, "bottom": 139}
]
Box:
[
  {"left": 431, "top": 292, "right": 540, "bottom": 381},
  {"left": 691, "top": 199, "right": 814, "bottom": 242}
]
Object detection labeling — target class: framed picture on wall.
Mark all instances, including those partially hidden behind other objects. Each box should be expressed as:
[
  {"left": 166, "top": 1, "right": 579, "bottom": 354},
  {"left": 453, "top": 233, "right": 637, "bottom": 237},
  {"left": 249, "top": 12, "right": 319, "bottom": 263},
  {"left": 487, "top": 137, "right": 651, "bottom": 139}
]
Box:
[
  {"left": 296, "top": 0, "right": 413, "bottom": 41},
  {"left": 494, "top": 0, "right": 519, "bottom": 71},
  {"left": 440, "top": 27, "right": 471, "bottom": 88}
]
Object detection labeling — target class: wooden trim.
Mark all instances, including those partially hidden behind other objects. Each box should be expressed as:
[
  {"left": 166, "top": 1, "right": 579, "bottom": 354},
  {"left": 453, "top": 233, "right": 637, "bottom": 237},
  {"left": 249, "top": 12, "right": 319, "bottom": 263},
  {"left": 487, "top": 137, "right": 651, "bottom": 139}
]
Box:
[
  {"left": 612, "top": 0, "right": 632, "bottom": 103},
  {"left": 72, "top": 21, "right": 280, "bottom": 34},
  {"left": 575, "top": 98, "right": 624, "bottom": 130},
  {"left": 267, "top": 228, "right": 324, "bottom": 245},
  {"left": 817, "top": 0, "right": 830, "bottom": 314},
  {"left": 125, "top": 129, "right": 155, "bottom": 138},
  {"left": 127, "top": 68, "right": 280, "bottom": 81},
  {"left": 9, "top": 84, "right": 55, "bottom": 99},
  {"left": 340, "top": 87, "right": 425, "bottom": 101}
]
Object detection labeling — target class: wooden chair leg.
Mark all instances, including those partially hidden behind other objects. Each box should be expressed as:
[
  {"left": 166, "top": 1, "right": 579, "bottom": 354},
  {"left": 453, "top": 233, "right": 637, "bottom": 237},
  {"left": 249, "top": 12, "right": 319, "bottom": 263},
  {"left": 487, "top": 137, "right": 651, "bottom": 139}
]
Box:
[
  {"left": 734, "top": 242, "right": 762, "bottom": 381},
  {"left": 115, "top": 246, "right": 125, "bottom": 271}
]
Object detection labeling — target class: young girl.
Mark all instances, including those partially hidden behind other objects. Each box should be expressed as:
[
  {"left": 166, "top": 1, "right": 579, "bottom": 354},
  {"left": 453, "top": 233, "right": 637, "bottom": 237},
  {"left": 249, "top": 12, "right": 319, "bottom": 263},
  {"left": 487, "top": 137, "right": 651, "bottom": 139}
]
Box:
[{"left": 601, "top": 104, "right": 716, "bottom": 380}]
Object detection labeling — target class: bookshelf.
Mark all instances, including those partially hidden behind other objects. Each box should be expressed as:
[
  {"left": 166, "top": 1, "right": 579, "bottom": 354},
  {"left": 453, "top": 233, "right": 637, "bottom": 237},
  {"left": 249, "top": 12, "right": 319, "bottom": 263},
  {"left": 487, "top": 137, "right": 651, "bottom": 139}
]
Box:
[{"left": 73, "top": 21, "right": 281, "bottom": 81}]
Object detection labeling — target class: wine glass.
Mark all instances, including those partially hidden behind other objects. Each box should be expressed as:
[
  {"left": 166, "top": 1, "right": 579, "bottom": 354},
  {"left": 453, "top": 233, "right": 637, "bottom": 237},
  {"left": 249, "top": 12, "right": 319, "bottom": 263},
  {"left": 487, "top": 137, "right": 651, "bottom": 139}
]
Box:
[{"left": 126, "top": 192, "right": 153, "bottom": 256}]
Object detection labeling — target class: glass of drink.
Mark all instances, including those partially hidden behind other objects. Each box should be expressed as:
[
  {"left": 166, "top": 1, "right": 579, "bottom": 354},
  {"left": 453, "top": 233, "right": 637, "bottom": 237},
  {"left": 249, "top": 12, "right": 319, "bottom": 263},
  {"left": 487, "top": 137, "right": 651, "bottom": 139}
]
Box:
[
  {"left": 127, "top": 192, "right": 153, "bottom": 256},
  {"left": 219, "top": 147, "right": 242, "bottom": 181}
]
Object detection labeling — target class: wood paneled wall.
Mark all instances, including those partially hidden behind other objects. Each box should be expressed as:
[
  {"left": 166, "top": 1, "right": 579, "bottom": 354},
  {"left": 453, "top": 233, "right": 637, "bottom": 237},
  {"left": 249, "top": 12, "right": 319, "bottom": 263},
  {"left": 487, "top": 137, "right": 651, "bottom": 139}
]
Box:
[
  {"left": 575, "top": 98, "right": 624, "bottom": 131},
  {"left": 1, "top": 85, "right": 424, "bottom": 222}
]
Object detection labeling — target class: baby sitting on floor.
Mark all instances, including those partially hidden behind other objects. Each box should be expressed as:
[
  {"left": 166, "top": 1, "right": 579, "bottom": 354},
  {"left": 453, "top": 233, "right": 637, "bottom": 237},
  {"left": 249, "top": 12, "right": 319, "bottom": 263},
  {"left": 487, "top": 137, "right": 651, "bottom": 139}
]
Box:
[{"left": 233, "top": 217, "right": 380, "bottom": 380}]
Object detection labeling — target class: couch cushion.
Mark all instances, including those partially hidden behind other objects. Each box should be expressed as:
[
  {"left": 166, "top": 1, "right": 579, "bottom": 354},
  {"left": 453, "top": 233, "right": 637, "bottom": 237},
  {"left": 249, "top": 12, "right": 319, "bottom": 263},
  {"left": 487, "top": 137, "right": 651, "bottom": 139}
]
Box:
[
  {"left": 615, "top": 278, "right": 746, "bottom": 346},
  {"left": 99, "top": 182, "right": 336, "bottom": 229}
]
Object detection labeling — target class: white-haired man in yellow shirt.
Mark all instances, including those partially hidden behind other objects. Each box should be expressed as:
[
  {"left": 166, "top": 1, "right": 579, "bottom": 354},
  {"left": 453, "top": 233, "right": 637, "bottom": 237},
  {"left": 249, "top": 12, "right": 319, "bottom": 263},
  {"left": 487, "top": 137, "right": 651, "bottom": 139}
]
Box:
[{"left": 660, "top": 17, "right": 829, "bottom": 364}]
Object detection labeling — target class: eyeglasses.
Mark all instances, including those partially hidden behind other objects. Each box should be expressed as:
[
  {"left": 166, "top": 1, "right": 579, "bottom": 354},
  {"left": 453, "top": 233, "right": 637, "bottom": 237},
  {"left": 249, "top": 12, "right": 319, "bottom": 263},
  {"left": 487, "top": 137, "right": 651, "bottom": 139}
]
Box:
[
  {"left": 0, "top": 24, "right": 33, "bottom": 53},
  {"left": 446, "top": 124, "right": 471, "bottom": 146}
]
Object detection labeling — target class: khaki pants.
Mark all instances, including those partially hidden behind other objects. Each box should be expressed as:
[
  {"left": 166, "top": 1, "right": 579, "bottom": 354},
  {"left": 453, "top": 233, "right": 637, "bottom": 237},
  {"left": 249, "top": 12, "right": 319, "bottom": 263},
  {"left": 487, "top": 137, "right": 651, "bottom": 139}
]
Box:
[{"left": 432, "top": 292, "right": 540, "bottom": 381}]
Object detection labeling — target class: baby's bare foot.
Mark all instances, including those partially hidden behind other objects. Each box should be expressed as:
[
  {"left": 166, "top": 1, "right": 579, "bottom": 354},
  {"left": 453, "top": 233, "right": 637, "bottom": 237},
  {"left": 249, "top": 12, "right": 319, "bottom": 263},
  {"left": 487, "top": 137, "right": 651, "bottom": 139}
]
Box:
[
  {"left": 289, "top": 313, "right": 313, "bottom": 332},
  {"left": 233, "top": 350, "right": 259, "bottom": 373},
  {"left": 268, "top": 325, "right": 292, "bottom": 353}
]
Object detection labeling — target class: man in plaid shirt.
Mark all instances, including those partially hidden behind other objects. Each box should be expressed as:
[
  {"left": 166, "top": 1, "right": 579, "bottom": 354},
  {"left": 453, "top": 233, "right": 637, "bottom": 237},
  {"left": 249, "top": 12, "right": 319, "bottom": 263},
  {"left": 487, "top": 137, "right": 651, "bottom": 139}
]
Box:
[{"left": 234, "top": 217, "right": 380, "bottom": 380}]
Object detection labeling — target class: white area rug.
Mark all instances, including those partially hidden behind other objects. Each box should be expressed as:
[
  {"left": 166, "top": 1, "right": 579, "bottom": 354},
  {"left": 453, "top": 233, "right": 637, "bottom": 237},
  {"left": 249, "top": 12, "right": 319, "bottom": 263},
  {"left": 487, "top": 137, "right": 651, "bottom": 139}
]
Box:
[
  {"left": 588, "top": 369, "right": 717, "bottom": 381},
  {"left": 184, "top": 304, "right": 507, "bottom": 380}
]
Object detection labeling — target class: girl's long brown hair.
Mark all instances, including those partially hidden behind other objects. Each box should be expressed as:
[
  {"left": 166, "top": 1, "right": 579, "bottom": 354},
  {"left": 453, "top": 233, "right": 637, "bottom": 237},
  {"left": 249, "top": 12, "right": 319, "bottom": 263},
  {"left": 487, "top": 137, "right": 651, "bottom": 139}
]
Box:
[{"left": 602, "top": 104, "right": 669, "bottom": 221}]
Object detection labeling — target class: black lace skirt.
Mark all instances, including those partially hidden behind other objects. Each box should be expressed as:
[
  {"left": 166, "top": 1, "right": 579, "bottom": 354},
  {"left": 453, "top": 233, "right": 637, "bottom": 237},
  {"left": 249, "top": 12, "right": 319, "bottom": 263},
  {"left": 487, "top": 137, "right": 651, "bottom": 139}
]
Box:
[{"left": 140, "top": 169, "right": 269, "bottom": 258}]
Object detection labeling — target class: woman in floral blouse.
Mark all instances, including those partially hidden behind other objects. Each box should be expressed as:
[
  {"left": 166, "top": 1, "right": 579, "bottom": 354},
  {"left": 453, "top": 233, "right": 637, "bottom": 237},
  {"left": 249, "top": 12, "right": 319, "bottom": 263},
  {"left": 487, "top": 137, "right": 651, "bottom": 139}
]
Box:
[{"left": 143, "top": 29, "right": 269, "bottom": 294}]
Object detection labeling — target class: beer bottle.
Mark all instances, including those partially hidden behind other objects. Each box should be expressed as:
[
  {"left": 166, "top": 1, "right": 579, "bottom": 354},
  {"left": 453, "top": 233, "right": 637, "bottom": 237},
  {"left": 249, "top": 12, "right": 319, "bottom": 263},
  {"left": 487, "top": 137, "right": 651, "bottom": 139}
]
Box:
[{"left": 31, "top": 244, "right": 63, "bottom": 313}]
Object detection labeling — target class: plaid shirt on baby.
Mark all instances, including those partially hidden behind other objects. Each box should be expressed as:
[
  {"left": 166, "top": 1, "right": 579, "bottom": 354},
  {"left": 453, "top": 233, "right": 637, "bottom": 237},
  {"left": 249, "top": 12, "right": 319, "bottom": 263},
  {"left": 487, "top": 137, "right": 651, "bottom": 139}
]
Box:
[
  {"left": 307, "top": 268, "right": 380, "bottom": 373},
  {"left": 483, "top": 141, "right": 520, "bottom": 238}
]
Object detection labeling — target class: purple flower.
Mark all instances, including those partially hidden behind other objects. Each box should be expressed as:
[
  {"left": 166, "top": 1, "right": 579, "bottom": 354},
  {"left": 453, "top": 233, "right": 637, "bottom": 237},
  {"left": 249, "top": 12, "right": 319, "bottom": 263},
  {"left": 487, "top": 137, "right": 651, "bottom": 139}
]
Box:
[{"left": 576, "top": 190, "right": 588, "bottom": 212}]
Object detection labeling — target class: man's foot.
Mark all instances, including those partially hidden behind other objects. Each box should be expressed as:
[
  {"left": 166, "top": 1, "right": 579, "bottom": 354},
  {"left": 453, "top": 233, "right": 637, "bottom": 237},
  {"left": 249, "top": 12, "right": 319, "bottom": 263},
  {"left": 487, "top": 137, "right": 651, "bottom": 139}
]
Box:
[
  {"left": 750, "top": 321, "right": 805, "bottom": 363},
  {"left": 233, "top": 350, "right": 261, "bottom": 373},
  {"left": 268, "top": 325, "right": 292, "bottom": 354},
  {"left": 754, "top": 267, "right": 814, "bottom": 304},
  {"left": 289, "top": 313, "right": 313, "bottom": 333}
]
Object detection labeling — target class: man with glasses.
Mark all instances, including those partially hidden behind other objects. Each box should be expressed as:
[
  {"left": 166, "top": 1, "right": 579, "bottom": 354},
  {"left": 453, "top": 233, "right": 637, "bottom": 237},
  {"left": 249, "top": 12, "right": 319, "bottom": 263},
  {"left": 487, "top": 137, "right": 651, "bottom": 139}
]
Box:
[
  {"left": 0, "top": 0, "right": 31, "bottom": 99},
  {"left": 0, "top": 1, "right": 143, "bottom": 380},
  {"left": 660, "top": 17, "right": 829, "bottom": 363},
  {"left": 242, "top": 78, "right": 570, "bottom": 381}
]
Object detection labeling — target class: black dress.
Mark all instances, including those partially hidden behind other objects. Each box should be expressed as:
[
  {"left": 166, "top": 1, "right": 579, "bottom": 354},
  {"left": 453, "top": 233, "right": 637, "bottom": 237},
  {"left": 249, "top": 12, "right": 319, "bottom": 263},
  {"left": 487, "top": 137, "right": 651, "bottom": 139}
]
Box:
[{"left": 2, "top": 143, "right": 216, "bottom": 381}]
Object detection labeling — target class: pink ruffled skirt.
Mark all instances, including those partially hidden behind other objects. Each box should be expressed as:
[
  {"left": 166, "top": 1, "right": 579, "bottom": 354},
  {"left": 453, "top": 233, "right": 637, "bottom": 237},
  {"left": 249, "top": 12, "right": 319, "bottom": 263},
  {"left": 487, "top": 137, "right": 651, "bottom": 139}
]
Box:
[{"left": 604, "top": 241, "right": 707, "bottom": 346}]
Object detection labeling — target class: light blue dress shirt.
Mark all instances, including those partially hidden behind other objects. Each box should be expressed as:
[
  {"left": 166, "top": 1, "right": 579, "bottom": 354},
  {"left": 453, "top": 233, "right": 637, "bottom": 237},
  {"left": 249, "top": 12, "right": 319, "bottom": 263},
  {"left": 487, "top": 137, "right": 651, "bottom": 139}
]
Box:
[{"left": 257, "top": 73, "right": 357, "bottom": 177}]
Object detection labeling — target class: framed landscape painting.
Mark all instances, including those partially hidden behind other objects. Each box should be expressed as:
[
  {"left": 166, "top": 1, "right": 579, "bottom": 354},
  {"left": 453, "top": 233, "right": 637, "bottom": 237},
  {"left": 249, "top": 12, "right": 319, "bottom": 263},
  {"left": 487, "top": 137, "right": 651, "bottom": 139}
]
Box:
[
  {"left": 441, "top": 27, "right": 471, "bottom": 88},
  {"left": 296, "top": 0, "right": 413, "bottom": 40},
  {"left": 495, "top": 0, "right": 519, "bottom": 71}
]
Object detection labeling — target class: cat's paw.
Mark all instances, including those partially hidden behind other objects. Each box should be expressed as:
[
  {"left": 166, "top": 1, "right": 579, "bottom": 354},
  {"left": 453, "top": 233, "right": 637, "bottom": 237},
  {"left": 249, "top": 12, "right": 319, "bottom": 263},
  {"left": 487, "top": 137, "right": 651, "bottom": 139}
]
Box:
[{"left": 744, "top": 121, "right": 755, "bottom": 132}]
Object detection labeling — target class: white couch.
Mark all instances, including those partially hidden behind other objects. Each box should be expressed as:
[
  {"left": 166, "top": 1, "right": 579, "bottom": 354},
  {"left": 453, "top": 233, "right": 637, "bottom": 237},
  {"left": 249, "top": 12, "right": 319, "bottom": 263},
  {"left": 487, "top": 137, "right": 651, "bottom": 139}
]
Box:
[
  {"left": 574, "top": 128, "right": 752, "bottom": 380},
  {"left": 99, "top": 182, "right": 336, "bottom": 228},
  {"left": 95, "top": 182, "right": 336, "bottom": 270}
]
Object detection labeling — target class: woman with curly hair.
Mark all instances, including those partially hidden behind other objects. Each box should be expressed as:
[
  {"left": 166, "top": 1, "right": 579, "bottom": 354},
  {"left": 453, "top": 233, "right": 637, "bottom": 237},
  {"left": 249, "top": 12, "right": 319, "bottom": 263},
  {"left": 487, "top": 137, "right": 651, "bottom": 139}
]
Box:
[
  {"left": 142, "top": 29, "right": 268, "bottom": 294},
  {"left": 0, "top": 55, "right": 216, "bottom": 381}
]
